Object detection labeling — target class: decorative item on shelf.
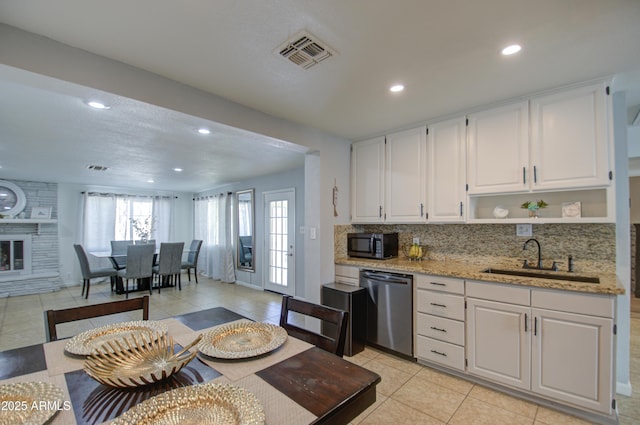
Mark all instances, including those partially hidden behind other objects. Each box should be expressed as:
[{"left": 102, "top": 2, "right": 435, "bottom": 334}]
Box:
[
  {"left": 402, "top": 243, "right": 427, "bottom": 261},
  {"left": 562, "top": 201, "right": 582, "bottom": 218},
  {"left": 520, "top": 200, "right": 548, "bottom": 218},
  {"left": 492, "top": 206, "right": 509, "bottom": 219},
  {"left": 30, "top": 206, "right": 52, "bottom": 219}
]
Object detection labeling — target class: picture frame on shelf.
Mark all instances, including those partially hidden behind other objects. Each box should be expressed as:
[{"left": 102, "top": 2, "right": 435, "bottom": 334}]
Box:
[
  {"left": 30, "top": 207, "right": 52, "bottom": 219},
  {"left": 562, "top": 201, "right": 581, "bottom": 218}
]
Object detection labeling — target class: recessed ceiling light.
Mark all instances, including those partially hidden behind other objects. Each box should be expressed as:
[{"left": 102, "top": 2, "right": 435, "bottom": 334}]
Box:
[
  {"left": 147, "top": 179, "right": 154, "bottom": 183},
  {"left": 390, "top": 84, "right": 405, "bottom": 93},
  {"left": 197, "top": 128, "right": 211, "bottom": 135},
  {"left": 501, "top": 44, "right": 522, "bottom": 56},
  {"left": 86, "top": 101, "right": 111, "bottom": 110},
  {"left": 173, "top": 168, "right": 183, "bottom": 172}
]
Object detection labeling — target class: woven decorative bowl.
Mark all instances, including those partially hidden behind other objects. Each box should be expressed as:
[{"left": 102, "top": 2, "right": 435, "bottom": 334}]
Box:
[{"left": 84, "top": 332, "right": 202, "bottom": 388}]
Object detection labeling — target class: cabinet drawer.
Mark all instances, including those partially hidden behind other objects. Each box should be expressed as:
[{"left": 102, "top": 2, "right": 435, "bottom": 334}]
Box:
[
  {"left": 417, "top": 290, "right": 465, "bottom": 320},
  {"left": 415, "top": 274, "right": 464, "bottom": 294},
  {"left": 416, "top": 313, "right": 464, "bottom": 346},
  {"left": 416, "top": 335, "right": 465, "bottom": 371},
  {"left": 531, "top": 289, "right": 614, "bottom": 318},
  {"left": 335, "top": 264, "right": 359, "bottom": 279},
  {"left": 466, "top": 280, "right": 530, "bottom": 305}
]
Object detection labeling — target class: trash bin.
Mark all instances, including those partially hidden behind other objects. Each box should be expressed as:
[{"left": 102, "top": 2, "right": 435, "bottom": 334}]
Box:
[{"left": 321, "top": 282, "right": 366, "bottom": 356}]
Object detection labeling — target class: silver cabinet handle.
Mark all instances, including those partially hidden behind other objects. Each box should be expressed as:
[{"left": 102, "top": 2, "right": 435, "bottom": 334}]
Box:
[
  {"left": 431, "top": 349, "right": 447, "bottom": 357},
  {"left": 430, "top": 302, "right": 447, "bottom": 308},
  {"left": 430, "top": 326, "right": 447, "bottom": 333}
]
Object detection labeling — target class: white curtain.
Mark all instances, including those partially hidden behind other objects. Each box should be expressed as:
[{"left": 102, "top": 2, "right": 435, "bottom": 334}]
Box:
[
  {"left": 81, "top": 192, "right": 174, "bottom": 250},
  {"left": 152, "top": 196, "right": 173, "bottom": 243},
  {"left": 80, "top": 192, "right": 116, "bottom": 269},
  {"left": 194, "top": 193, "right": 236, "bottom": 283}
]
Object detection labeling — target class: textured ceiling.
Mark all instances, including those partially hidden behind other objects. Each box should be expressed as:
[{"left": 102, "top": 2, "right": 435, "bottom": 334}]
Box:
[{"left": 0, "top": 0, "right": 639, "bottom": 191}]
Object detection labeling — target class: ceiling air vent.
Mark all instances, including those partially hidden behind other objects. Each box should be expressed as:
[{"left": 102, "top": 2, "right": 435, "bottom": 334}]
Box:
[
  {"left": 87, "top": 165, "right": 109, "bottom": 171},
  {"left": 277, "top": 31, "right": 334, "bottom": 69}
]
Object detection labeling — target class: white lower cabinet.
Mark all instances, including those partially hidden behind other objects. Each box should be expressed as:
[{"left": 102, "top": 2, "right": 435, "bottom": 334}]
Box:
[
  {"left": 466, "top": 297, "right": 531, "bottom": 390},
  {"left": 415, "top": 274, "right": 465, "bottom": 371},
  {"left": 531, "top": 290, "right": 614, "bottom": 414},
  {"left": 463, "top": 281, "right": 615, "bottom": 416}
]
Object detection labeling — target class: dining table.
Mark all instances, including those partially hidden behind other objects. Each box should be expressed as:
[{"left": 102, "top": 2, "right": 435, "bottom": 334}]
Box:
[{"left": 0, "top": 306, "right": 381, "bottom": 425}]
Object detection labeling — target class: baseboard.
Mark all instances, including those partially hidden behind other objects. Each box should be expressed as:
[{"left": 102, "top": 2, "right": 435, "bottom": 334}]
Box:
[
  {"left": 616, "top": 380, "right": 632, "bottom": 397},
  {"left": 234, "top": 280, "right": 263, "bottom": 291}
]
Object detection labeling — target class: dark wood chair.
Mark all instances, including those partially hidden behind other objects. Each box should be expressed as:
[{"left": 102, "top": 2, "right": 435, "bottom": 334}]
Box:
[
  {"left": 44, "top": 295, "right": 150, "bottom": 342},
  {"left": 279, "top": 295, "right": 349, "bottom": 357}
]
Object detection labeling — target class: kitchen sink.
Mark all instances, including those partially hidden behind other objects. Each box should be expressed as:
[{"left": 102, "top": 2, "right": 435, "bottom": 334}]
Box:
[{"left": 482, "top": 268, "right": 600, "bottom": 284}]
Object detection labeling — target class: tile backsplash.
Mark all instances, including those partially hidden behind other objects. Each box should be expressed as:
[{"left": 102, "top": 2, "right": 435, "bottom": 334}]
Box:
[{"left": 335, "top": 223, "right": 616, "bottom": 274}]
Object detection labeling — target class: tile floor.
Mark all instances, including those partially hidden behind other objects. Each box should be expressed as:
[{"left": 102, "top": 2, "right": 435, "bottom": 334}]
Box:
[{"left": 0, "top": 277, "right": 638, "bottom": 425}]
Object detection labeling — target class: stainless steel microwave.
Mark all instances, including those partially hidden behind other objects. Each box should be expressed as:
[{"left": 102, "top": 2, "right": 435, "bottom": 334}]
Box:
[{"left": 347, "top": 233, "right": 398, "bottom": 259}]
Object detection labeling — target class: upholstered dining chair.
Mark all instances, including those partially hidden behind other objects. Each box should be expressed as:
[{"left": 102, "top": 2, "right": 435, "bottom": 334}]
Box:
[
  {"left": 181, "top": 239, "right": 203, "bottom": 284},
  {"left": 44, "top": 295, "right": 149, "bottom": 342},
  {"left": 279, "top": 295, "right": 349, "bottom": 357},
  {"left": 110, "top": 240, "right": 134, "bottom": 270},
  {"left": 74, "top": 244, "right": 117, "bottom": 299},
  {"left": 117, "top": 244, "right": 155, "bottom": 298},
  {"left": 153, "top": 242, "right": 184, "bottom": 293}
]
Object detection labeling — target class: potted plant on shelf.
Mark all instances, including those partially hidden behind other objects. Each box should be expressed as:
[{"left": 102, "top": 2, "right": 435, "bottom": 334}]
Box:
[{"left": 521, "top": 200, "right": 548, "bottom": 218}]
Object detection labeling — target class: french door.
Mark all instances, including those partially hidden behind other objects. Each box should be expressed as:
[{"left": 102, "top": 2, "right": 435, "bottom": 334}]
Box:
[{"left": 263, "top": 189, "right": 295, "bottom": 295}]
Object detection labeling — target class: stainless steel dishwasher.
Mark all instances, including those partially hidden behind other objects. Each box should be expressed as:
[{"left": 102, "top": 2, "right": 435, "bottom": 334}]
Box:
[{"left": 359, "top": 269, "right": 413, "bottom": 357}]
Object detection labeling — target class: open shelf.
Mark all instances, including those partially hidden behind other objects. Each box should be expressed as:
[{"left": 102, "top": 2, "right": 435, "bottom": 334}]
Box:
[
  {"left": 467, "top": 188, "right": 613, "bottom": 223},
  {"left": 0, "top": 218, "right": 58, "bottom": 235},
  {"left": 0, "top": 219, "right": 57, "bottom": 224}
]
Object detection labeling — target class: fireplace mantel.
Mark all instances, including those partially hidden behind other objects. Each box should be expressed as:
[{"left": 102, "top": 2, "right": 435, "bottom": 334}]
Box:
[{"left": 0, "top": 219, "right": 58, "bottom": 235}]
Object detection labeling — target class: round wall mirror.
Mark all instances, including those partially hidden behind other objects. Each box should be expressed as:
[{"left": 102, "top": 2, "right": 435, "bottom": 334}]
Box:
[{"left": 0, "top": 180, "right": 27, "bottom": 217}]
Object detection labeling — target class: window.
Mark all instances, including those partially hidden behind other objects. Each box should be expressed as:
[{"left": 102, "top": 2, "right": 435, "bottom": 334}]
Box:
[
  {"left": 82, "top": 193, "right": 173, "bottom": 252},
  {"left": 115, "top": 197, "right": 153, "bottom": 241}
]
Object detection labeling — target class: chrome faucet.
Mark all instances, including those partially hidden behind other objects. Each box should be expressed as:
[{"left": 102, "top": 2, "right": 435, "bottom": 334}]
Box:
[{"left": 523, "top": 238, "right": 543, "bottom": 269}]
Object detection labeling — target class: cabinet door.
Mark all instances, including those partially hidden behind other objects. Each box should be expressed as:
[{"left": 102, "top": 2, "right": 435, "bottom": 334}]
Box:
[
  {"left": 467, "top": 101, "right": 529, "bottom": 194},
  {"left": 427, "top": 118, "right": 466, "bottom": 222},
  {"left": 385, "top": 127, "right": 426, "bottom": 223},
  {"left": 467, "top": 298, "right": 531, "bottom": 390},
  {"left": 531, "top": 308, "right": 613, "bottom": 414},
  {"left": 530, "top": 83, "right": 610, "bottom": 190},
  {"left": 351, "top": 137, "right": 385, "bottom": 223}
]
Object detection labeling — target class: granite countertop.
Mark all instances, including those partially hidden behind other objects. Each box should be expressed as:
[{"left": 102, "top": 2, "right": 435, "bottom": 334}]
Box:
[{"left": 335, "top": 257, "right": 624, "bottom": 295}]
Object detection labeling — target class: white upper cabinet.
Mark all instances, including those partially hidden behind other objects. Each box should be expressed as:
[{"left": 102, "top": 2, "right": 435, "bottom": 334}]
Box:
[
  {"left": 468, "top": 83, "right": 611, "bottom": 196},
  {"left": 530, "top": 83, "right": 610, "bottom": 190},
  {"left": 467, "top": 101, "right": 529, "bottom": 194},
  {"left": 351, "top": 137, "right": 385, "bottom": 223},
  {"left": 385, "top": 127, "right": 427, "bottom": 223},
  {"left": 427, "top": 118, "right": 466, "bottom": 222}
]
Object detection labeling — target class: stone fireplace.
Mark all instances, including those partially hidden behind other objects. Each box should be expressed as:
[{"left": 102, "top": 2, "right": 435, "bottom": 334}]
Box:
[
  {"left": 0, "top": 235, "right": 32, "bottom": 275},
  {"left": 0, "top": 180, "right": 60, "bottom": 297}
]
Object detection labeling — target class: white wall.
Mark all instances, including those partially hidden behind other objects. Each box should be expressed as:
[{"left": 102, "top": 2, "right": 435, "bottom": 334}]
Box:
[
  {"left": 57, "top": 183, "right": 194, "bottom": 286},
  {"left": 612, "top": 91, "right": 632, "bottom": 396},
  {"left": 0, "top": 25, "right": 352, "bottom": 300},
  {"left": 197, "top": 167, "right": 306, "bottom": 294}
]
